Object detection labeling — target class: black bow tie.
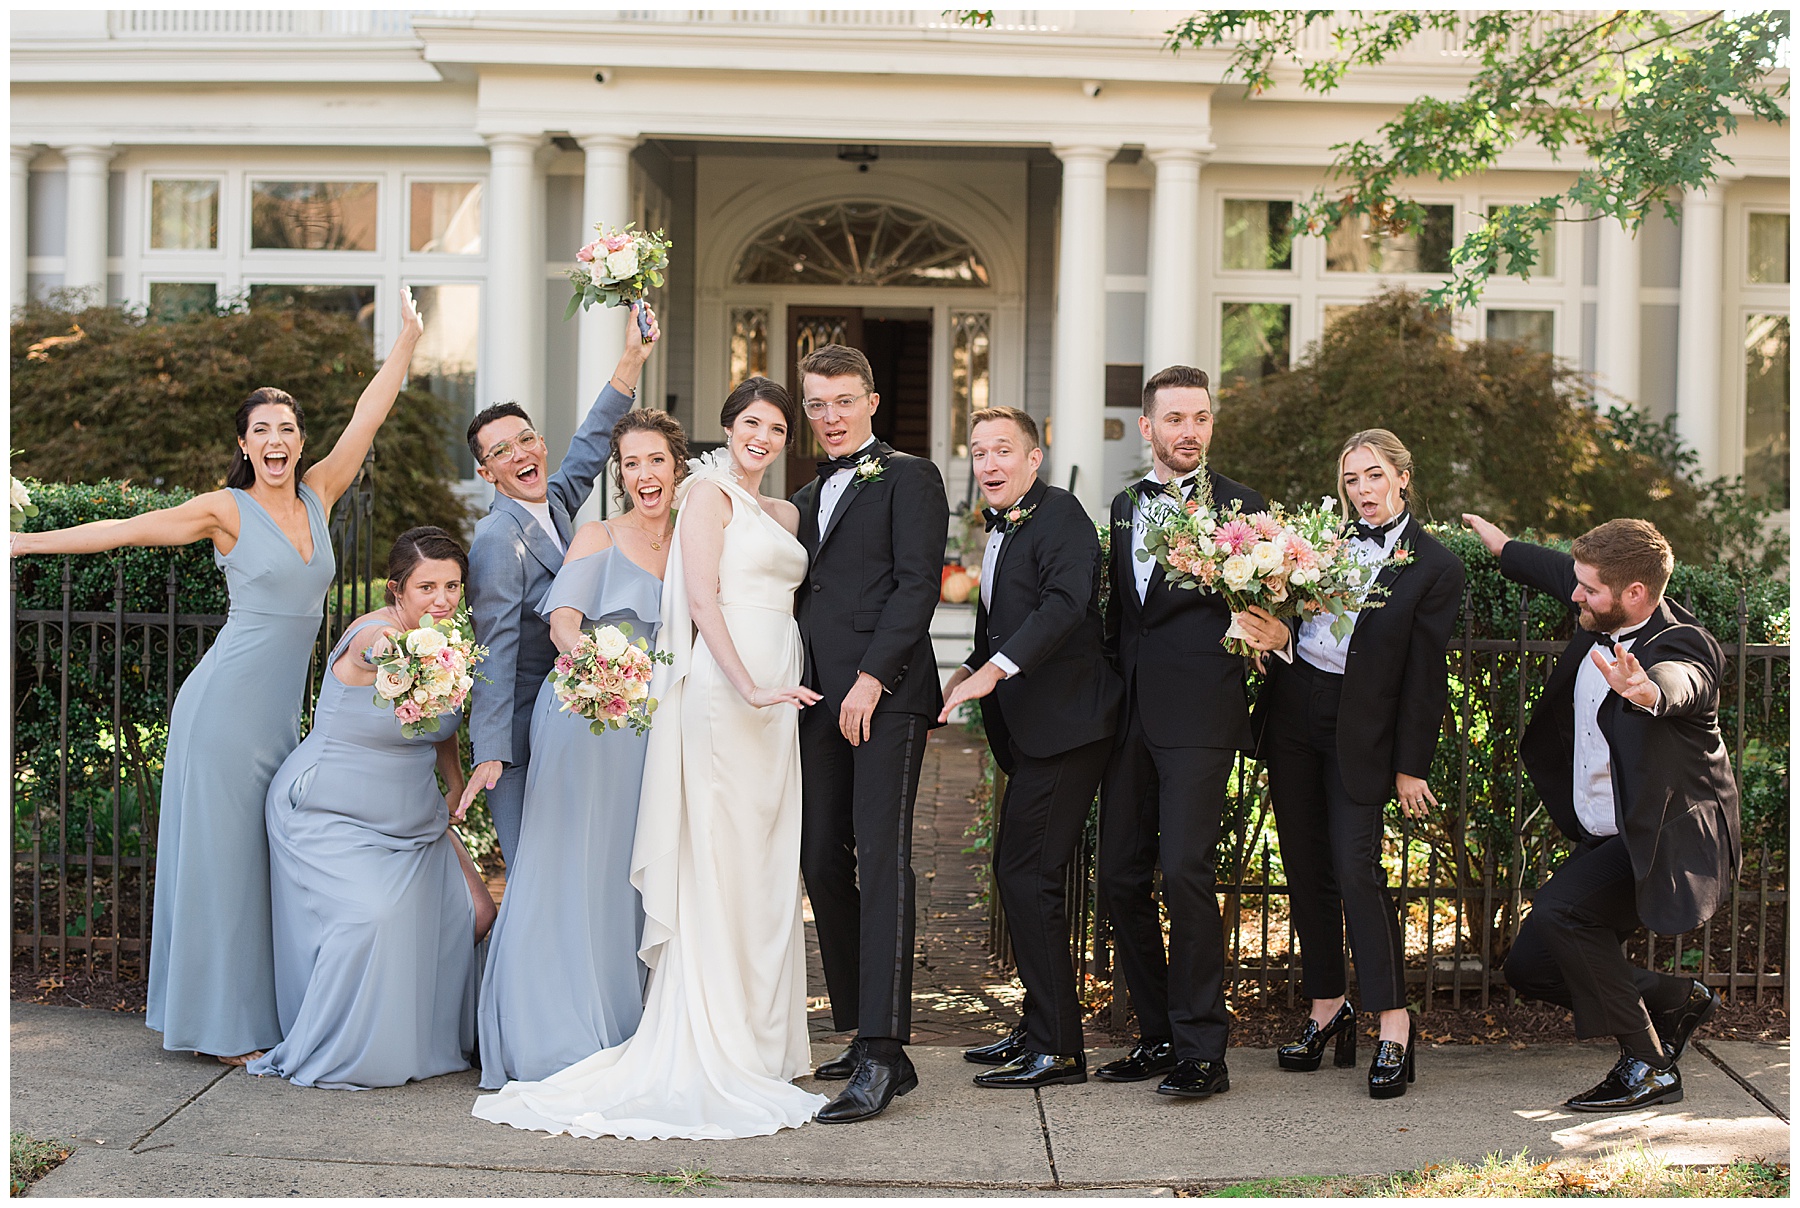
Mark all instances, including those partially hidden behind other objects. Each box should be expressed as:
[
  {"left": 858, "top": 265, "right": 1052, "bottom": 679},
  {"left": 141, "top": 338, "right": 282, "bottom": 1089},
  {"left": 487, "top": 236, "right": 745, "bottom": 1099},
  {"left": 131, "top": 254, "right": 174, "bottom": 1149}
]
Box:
[
  {"left": 1592, "top": 631, "right": 1615, "bottom": 650},
  {"left": 1353, "top": 513, "right": 1407, "bottom": 544},
  {"left": 817, "top": 454, "right": 863, "bottom": 479},
  {"left": 984, "top": 507, "right": 1006, "bottom": 533},
  {"left": 1136, "top": 476, "right": 1195, "bottom": 503}
]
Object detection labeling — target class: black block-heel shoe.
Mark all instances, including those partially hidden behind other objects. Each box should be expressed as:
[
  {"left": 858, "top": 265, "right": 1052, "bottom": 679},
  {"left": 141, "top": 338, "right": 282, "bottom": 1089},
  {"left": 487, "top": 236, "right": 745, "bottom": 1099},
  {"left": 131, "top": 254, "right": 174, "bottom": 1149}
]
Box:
[
  {"left": 1367, "top": 1013, "right": 1416, "bottom": 1100},
  {"left": 1277, "top": 1002, "right": 1357, "bottom": 1072}
]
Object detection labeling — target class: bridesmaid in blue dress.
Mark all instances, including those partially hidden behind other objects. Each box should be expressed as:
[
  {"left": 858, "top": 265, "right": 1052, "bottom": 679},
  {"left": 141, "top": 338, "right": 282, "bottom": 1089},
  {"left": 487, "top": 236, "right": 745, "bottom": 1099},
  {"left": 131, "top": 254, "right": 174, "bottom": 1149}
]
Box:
[
  {"left": 478, "top": 409, "right": 686, "bottom": 1087},
  {"left": 250, "top": 527, "right": 496, "bottom": 1090},
  {"left": 10, "top": 291, "right": 425, "bottom": 1064}
]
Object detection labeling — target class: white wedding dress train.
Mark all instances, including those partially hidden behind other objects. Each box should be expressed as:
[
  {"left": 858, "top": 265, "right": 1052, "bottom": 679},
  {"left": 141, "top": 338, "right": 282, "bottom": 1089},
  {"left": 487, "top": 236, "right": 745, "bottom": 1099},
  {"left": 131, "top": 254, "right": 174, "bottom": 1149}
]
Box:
[{"left": 472, "top": 455, "right": 827, "bottom": 1140}]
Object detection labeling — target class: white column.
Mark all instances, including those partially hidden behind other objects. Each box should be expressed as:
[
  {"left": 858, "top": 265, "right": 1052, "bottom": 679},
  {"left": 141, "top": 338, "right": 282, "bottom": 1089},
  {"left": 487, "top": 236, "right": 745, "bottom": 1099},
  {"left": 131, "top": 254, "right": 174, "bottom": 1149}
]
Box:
[
  {"left": 1674, "top": 183, "right": 1728, "bottom": 476},
  {"left": 1144, "top": 146, "right": 1208, "bottom": 373},
  {"left": 57, "top": 143, "right": 113, "bottom": 300},
  {"left": 1051, "top": 142, "right": 1118, "bottom": 516},
  {"left": 575, "top": 134, "right": 638, "bottom": 422},
  {"left": 12, "top": 145, "right": 35, "bottom": 310},
  {"left": 482, "top": 133, "right": 547, "bottom": 420},
  {"left": 1594, "top": 217, "right": 1641, "bottom": 407}
]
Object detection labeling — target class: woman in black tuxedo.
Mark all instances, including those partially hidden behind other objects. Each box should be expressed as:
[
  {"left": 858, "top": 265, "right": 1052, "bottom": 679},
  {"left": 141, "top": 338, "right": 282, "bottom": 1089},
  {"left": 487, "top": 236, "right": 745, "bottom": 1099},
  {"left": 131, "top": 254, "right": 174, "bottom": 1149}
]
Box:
[{"left": 1236, "top": 430, "right": 1464, "bottom": 1099}]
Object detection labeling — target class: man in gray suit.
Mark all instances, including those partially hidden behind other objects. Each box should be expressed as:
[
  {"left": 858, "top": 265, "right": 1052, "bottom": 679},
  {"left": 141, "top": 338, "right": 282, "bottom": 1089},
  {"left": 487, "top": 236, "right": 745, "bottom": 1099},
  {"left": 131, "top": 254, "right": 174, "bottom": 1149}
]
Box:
[{"left": 458, "top": 303, "right": 659, "bottom": 864}]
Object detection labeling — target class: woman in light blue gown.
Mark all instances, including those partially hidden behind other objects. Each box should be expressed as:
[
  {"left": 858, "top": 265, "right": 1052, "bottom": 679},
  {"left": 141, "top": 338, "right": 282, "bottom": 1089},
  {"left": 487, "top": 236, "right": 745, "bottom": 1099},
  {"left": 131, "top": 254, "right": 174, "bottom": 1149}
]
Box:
[
  {"left": 10, "top": 292, "right": 425, "bottom": 1064},
  {"left": 249, "top": 527, "right": 497, "bottom": 1090},
  {"left": 478, "top": 410, "right": 686, "bottom": 1087}
]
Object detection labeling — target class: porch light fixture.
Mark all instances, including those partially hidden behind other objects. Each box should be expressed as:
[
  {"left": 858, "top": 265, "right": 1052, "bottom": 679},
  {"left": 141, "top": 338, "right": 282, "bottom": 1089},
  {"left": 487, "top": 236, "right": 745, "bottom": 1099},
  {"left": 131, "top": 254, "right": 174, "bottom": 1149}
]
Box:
[{"left": 836, "top": 145, "right": 880, "bottom": 172}]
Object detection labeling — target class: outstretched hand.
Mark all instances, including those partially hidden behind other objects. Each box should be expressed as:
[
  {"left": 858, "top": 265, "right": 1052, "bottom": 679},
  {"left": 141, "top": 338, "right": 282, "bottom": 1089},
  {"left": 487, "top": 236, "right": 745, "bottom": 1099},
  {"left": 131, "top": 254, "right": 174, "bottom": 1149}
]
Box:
[
  {"left": 748, "top": 684, "right": 823, "bottom": 710},
  {"left": 398, "top": 286, "right": 423, "bottom": 343},
  {"left": 1461, "top": 513, "right": 1510, "bottom": 557},
  {"left": 457, "top": 760, "right": 503, "bottom": 821},
  {"left": 1590, "top": 645, "right": 1661, "bottom": 712},
  {"left": 939, "top": 662, "right": 1004, "bottom": 725}
]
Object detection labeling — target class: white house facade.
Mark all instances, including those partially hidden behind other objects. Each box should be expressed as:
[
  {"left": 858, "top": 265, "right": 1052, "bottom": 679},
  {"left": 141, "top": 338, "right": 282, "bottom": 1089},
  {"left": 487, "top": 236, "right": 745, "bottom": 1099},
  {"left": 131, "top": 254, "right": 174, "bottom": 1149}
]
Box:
[{"left": 11, "top": 9, "right": 1790, "bottom": 517}]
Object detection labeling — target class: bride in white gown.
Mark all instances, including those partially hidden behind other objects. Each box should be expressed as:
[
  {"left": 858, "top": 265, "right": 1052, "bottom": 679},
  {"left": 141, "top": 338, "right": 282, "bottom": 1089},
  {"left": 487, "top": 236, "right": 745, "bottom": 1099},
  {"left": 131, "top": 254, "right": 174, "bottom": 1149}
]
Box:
[{"left": 473, "top": 379, "right": 829, "bottom": 1140}]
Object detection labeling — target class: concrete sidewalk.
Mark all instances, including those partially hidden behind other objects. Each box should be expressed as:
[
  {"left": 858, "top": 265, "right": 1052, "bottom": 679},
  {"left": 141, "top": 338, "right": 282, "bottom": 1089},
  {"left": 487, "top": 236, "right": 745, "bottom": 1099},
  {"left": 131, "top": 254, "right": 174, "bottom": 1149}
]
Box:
[{"left": 11, "top": 1004, "right": 1787, "bottom": 1197}]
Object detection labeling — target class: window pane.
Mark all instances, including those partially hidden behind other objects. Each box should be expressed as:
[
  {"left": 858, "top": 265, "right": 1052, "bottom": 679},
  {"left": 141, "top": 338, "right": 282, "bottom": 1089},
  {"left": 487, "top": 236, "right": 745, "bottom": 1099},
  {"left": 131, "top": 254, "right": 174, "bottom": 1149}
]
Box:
[
  {"left": 148, "top": 282, "right": 217, "bottom": 321},
  {"left": 1220, "top": 302, "right": 1291, "bottom": 388},
  {"left": 728, "top": 306, "right": 768, "bottom": 390},
  {"left": 735, "top": 201, "right": 988, "bottom": 287},
  {"left": 1748, "top": 213, "right": 1789, "bottom": 285},
  {"left": 410, "top": 181, "right": 482, "bottom": 255},
  {"left": 250, "top": 181, "right": 378, "bottom": 251},
  {"left": 410, "top": 284, "right": 482, "bottom": 478},
  {"left": 1326, "top": 205, "right": 1454, "bottom": 273},
  {"left": 1221, "top": 200, "right": 1293, "bottom": 271},
  {"left": 1486, "top": 204, "right": 1556, "bottom": 278},
  {"left": 149, "top": 180, "right": 218, "bottom": 250},
  {"left": 1744, "top": 313, "right": 1789, "bottom": 506},
  {"left": 950, "top": 311, "right": 992, "bottom": 458},
  {"left": 1486, "top": 308, "right": 1555, "bottom": 353},
  {"left": 247, "top": 283, "right": 377, "bottom": 345}
]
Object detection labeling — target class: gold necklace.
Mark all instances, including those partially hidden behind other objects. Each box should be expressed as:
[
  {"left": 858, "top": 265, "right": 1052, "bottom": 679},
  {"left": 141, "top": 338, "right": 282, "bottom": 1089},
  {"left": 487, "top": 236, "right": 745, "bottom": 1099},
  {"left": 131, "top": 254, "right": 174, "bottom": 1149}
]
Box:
[{"left": 629, "top": 517, "right": 674, "bottom": 551}]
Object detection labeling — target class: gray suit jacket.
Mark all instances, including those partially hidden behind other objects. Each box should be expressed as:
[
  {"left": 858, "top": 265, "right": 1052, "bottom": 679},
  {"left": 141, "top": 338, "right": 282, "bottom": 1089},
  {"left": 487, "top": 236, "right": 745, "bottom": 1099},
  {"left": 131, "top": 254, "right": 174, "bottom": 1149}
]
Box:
[{"left": 466, "top": 383, "right": 635, "bottom": 768}]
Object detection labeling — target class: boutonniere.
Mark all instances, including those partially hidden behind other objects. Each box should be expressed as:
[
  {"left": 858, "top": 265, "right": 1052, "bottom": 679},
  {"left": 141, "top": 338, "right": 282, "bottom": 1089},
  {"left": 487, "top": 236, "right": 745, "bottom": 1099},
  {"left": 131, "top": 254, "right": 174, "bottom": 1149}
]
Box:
[
  {"left": 1001, "top": 503, "right": 1035, "bottom": 532},
  {"left": 851, "top": 455, "right": 886, "bottom": 486},
  {"left": 1388, "top": 538, "right": 1415, "bottom": 568}
]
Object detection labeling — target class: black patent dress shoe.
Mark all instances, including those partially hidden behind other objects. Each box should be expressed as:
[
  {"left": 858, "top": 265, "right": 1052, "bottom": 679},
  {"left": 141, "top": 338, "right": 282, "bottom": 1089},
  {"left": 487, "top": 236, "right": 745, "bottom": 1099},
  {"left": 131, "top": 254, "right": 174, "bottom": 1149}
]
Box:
[
  {"left": 1563, "top": 1052, "right": 1682, "bottom": 1113},
  {"left": 1367, "top": 1013, "right": 1416, "bottom": 1100},
  {"left": 1094, "top": 1038, "right": 1175, "bottom": 1083},
  {"left": 1155, "top": 1058, "right": 1229, "bottom": 1098},
  {"left": 963, "top": 1024, "right": 1029, "bottom": 1066},
  {"left": 814, "top": 1041, "right": 860, "bottom": 1080},
  {"left": 972, "top": 1051, "right": 1087, "bottom": 1088},
  {"left": 815, "top": 1051, "right": 919, "bottom": 1124},
  {"left": 1278, "top": 1002, "right": 1358, "bottom": 1072},
  {"left": 1651, "top": 980, "right": 1719, "bottom": 1064}
]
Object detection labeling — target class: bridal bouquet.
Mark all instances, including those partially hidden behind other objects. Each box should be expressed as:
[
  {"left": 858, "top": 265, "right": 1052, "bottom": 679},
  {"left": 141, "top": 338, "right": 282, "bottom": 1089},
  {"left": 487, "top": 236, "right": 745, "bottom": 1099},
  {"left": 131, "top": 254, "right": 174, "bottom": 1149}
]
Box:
[
  {"left": 10, "top": 477, "right": 38, "bottom": 530},
  {"left": 564, "top": 221, "right": 671, "bottom": 323},
  {"left": 549, "top": 622, "right": 673, "bottom": 736},
  {"left": 369, "top": 607, "right": 487, "bottom": 738},
  {"left": 1138, "top": 480, "right": 1395, "bottom": 656}
]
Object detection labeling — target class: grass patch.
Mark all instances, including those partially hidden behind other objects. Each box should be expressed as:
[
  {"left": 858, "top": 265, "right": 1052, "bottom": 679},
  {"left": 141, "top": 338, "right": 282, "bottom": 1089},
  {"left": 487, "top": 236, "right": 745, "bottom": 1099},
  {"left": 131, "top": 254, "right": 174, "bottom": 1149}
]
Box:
[
  {"left": 640, "top": 1167, "right": 724, "bottom": 1195},
  {"left": 10, "top": 1133, "right": 72, "bottom": 1195}
]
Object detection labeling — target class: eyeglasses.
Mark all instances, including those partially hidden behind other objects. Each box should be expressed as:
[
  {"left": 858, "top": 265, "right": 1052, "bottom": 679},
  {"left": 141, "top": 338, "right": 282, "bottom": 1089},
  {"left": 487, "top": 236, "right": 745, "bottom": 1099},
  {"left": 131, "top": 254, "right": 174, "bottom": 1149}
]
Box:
[
  {"left": 801, "top": 392, "right": 869, "bottom": 420},
  {"left": 482, "top": 429, "right": 542, "bottom": 465}
]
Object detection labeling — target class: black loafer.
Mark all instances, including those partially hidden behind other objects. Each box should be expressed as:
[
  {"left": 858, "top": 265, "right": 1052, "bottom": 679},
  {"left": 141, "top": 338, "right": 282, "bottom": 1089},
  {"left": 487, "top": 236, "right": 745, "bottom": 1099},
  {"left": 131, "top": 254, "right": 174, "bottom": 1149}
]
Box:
[
  {"left": 1155, "top": 1058, "right": 1229, "bottom": 1099},
  {"left": 1094, "top": 1038, "right": 1175, "bottom": 1083},
  {"left": 1651, "top": 980, "right": 1719, "bottom": 1064},
  {"left": 963, "top": 1024, "right": 1029, "bottom": 1066},
  {"left": 1367, "top": 1014, "right": 1416, "bottom": 1100},
  {"left": 814, "top": 1041, "right": 860, "bottom": 1081},
  {"left": 1278, "top": 1002, "right": 1357, "bottom": 1072},
  {"left": 1564, "top": 1052, "right": 1682, "bottom": 1113},
  {"left": 972, "top": 1051, "right": 1087, "bottom": 1088},
  {"left": 815, "top": 1051, "right": 919, "bottom": 1124}
]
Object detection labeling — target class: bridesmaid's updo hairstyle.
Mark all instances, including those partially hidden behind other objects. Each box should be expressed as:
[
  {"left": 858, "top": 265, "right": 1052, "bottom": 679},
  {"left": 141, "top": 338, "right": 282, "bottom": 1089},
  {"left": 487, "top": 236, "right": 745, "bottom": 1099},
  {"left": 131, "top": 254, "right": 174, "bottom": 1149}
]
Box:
[
  {"left": 1337, "top": 428, "right": 1417, "bottom": 517},
  {"left": 609, "top": 409, "right": 690, "bottom": 512},
  {"left": 384, "top": 526, "right": 470, "bottom": 605},
  {"left": 719, "top": 376, "right": 793, "bottom": 431},
  {"left": 226, "top": 387, "right": 308, "bottom": 490}
]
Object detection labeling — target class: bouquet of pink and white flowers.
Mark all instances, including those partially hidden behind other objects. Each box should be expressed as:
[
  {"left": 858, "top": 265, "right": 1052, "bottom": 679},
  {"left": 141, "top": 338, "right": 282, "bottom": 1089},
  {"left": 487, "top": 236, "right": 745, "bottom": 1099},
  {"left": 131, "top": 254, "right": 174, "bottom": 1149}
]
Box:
[
  {"left": 549, "top": 622, "right": 673, "bottom": 736},
  {"left": 370, "top": 607, "right": 487, "bottom": 738},
  {"left": 1138, "top": 476, "right": 1397, "bottom": 656},
  {"left": 564, "top": 221, "right": 671, "bottom": 324}
]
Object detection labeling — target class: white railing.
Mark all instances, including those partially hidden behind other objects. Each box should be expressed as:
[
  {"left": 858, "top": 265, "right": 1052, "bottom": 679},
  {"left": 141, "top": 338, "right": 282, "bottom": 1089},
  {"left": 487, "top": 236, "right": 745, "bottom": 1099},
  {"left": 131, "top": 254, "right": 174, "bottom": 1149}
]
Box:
[{"left": 106, "top": 10, "right": 468, "bottom": 38}]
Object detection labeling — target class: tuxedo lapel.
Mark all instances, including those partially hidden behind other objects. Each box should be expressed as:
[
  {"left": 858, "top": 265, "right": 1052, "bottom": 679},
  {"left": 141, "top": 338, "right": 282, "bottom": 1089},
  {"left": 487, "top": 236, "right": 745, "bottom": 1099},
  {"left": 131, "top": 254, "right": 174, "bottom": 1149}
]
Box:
[
  {"left": 991, "top": 477, "right": 1049, "bottom": 611},
  {"left": 492, "top": 495, "right": 564, "bottom": 575},
  {"left": 816, "top": 440, "right": 893, "bottom": 552},
  {"left": 794, "top": 479, "right": 822, "bottom": 558}
]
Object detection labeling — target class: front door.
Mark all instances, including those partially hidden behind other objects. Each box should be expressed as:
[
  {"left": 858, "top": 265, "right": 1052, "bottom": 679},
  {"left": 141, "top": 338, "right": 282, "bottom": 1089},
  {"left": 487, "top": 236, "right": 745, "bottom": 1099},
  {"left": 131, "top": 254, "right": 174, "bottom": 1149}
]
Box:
[
  {"left": 786, "top": 307, "right": 865, "bottom": 491},
  {"left": 785, "top": 306, "right": 935, "bottom": 492}
]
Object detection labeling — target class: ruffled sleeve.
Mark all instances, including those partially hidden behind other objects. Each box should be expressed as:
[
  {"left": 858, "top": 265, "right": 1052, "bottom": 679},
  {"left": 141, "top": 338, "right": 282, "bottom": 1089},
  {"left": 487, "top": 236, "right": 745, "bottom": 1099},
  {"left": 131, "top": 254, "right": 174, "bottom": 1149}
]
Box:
[{"left": 534, "top": 547, "right": 663, "bottom": 644}]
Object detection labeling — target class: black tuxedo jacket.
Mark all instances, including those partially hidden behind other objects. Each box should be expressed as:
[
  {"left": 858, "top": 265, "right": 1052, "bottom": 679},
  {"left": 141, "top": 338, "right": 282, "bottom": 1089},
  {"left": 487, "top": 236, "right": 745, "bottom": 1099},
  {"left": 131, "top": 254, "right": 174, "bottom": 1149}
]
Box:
[
  {"left": 1104, "top": 469, "right": 1266, "bottom": 751},
  {"left": 1502, "top": 540, "right": 1742, "bottom": 935},
  {"left": 1250, "top": 522, "right": 1465, "bottom": 803},
  {"left": 972, "top": 479, "right": 1123, "bottom": 765},
  {"left": 792, "top": 441, "right": 948, "bottom": 718}
]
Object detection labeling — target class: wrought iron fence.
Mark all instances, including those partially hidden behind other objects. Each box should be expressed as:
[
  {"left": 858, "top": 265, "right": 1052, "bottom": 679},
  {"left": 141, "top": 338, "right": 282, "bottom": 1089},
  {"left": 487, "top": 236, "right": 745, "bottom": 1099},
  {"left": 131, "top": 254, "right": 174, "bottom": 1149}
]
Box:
[
  {"left": 11, "top": 455, "right": 376, "bottom": 979},
  {"left": 989, "top": 582, "right": 1788, "bottom": 1022}
]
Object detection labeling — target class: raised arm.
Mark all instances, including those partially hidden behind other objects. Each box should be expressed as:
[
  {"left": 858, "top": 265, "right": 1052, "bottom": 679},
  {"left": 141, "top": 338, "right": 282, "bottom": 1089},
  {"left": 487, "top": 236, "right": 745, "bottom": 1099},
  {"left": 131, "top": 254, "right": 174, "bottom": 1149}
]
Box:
[
  {"left": 547, "top": 302, "right": 662, "bottom": 518},
  {"left": 10, "top": 489, "right": 236, "bottom": 557},
  {"left": 303, "top": 288, "right": 424, "bottom": 513}
]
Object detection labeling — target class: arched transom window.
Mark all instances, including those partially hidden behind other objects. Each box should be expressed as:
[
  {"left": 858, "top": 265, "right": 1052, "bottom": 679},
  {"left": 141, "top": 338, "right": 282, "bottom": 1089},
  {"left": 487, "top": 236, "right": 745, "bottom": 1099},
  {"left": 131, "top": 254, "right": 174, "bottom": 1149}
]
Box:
[{"left": 733, "top": 202, "right": 990, "bottom": 287}]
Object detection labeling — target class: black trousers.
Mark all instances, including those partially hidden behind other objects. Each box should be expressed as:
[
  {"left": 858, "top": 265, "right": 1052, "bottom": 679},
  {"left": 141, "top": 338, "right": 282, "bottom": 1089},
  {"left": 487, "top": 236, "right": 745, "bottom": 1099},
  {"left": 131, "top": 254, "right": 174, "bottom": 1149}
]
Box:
[
  {"left": 1504, "top": 835, "right": 1694, "bottom": 1039},
  {"left": 1263, "top": 656, "right": 1408, "bottom": 1013},
  {"left": 994, "top": 734, "right": 1112, "bottom": 1057},
  {"left": 798, "top": 705, "right": 927, "bottom": 1043},
  {"left": 1098, "top": 700, "right": 1236, "bottom": 1062}
]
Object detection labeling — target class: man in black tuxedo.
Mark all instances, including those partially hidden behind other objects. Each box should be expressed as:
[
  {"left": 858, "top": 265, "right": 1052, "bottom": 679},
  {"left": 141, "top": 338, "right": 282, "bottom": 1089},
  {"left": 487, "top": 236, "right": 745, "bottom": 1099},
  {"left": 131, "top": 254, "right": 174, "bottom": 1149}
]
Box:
[
  {"left": 1095, "top": 365, "right": 1265, "bottom": 1099},
  {"left": 790, "top": 344, "right": 948, "bottom": 1124},
  {"left": 940, "top": 406, "right": 1123, "bottom": 1088},
  {"left": 1465, "top": 514, "right": 1740, "bottom": 1112}
]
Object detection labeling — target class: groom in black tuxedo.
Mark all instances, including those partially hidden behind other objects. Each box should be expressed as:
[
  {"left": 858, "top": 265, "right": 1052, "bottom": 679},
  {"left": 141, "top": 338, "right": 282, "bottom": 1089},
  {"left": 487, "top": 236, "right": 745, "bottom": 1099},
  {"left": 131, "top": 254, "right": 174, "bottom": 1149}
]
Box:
[
  {"left": 1096, "top": 365, "right": 1265, "bottom": 1099},
  {"left": 1465, "top": 514, "right": 1740, "bottom": 1112},
  {"left": 941, "top": 407, "right": 1122, "bottom": 1088},
  {"left": 790, "top": 344, "right": 948, "bottom": 1124}
]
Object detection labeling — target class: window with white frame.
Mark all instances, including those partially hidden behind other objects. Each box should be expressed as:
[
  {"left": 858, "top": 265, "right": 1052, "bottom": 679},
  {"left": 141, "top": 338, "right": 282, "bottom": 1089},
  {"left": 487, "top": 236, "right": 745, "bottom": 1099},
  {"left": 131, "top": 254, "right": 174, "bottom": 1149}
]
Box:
[
  {"left": 1326, "top": 205, "right": 1454, "bottom": 274},
  {"left": 409, "top": 181, "right": 482, "bottom": 256},
  {"left": 1220, "top": 301, "right": 1292, "bottom": 387},
  {"left": 1485, "top": 203, "right": 1557, "bottom": 279},
  {"left": 249, "top": 180, "right": 379, "bottom": 252},
  {"left": 1743, "top": 313, "right": 1788, "bottom": 506},
  {"left": 1221, "top": 199, "right": 1294, "bottom": 272},
  {"left": 148, "top": 179, "right": 219, "bottom": 251},
  {"left": 1486, "top": 308, "right": 1555, "bottom": 353},
  {"left": 1747, "top": 212, "right": 1789, "bottom": 285}
]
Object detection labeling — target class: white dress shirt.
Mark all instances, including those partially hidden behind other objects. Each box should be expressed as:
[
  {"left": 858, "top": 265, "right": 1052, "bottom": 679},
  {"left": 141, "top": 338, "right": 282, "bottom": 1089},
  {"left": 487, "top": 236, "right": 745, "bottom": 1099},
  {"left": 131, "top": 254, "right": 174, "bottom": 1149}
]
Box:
[
  {"left": 1131, "top": 468, "right": 1203, "bottom": 603},
  {"left": 1570, "top": 617, "right": 1654, "bottom": 839},
  {"left": 970, "top": 504, "right": 1020, "bottom": 679},
  {"left": 1292, "top": 514, "right": 1410, "bottom": 674},
  {"left": 518, "top": 497, "right": 565, "bottom": 555},
  {"left": 817, "top": 437, "right": 877, "bottom": 534}
]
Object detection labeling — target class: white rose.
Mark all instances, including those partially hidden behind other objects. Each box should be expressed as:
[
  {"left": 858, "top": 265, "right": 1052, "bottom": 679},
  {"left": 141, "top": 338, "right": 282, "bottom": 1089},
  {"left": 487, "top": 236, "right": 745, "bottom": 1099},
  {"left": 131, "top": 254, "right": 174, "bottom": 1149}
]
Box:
[
  {"left": 422, "top": 665, "right": 455, "bottom": 694},
  {"left": 406, "top": 627, "right": 448, "bottom": 657},
  {"left": 1320, "top": 495, "right": 1338, "bottom": 512},
  {"left": 1291, "top": 566, "right": 1318, "bottom": 587},
  {"left": 625, "top": 680, "right": 648, "bottom": 702},
  {"left": 1221, "top": 554, "right": 1255, "bottom": 591},
  {"left": 411, "top": 686, "right": 431, "bottom": 704},
  {"left": 458, "top": 674, "right": 474, "bottom": 692},
  {"left": 374, "top": 666, "right": 412, "bottom": 700},
  {"left": 10, "top": 478, "right": 31, "bottom": 511},
  {"left": 1345, "top": 566, "right": 1364, "bottom": 586},
  {"left": 1250, "top": 541, "right": 1282, "bottom": 573},
  {"left": 592, "top": 626, "right": 629, "bottom": 662},
  {"left": 577, "top": 679, "right": 606, "bottom": 699},
  {"left": 604, "top": 247, "right": 639, "bottom": 279}
]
